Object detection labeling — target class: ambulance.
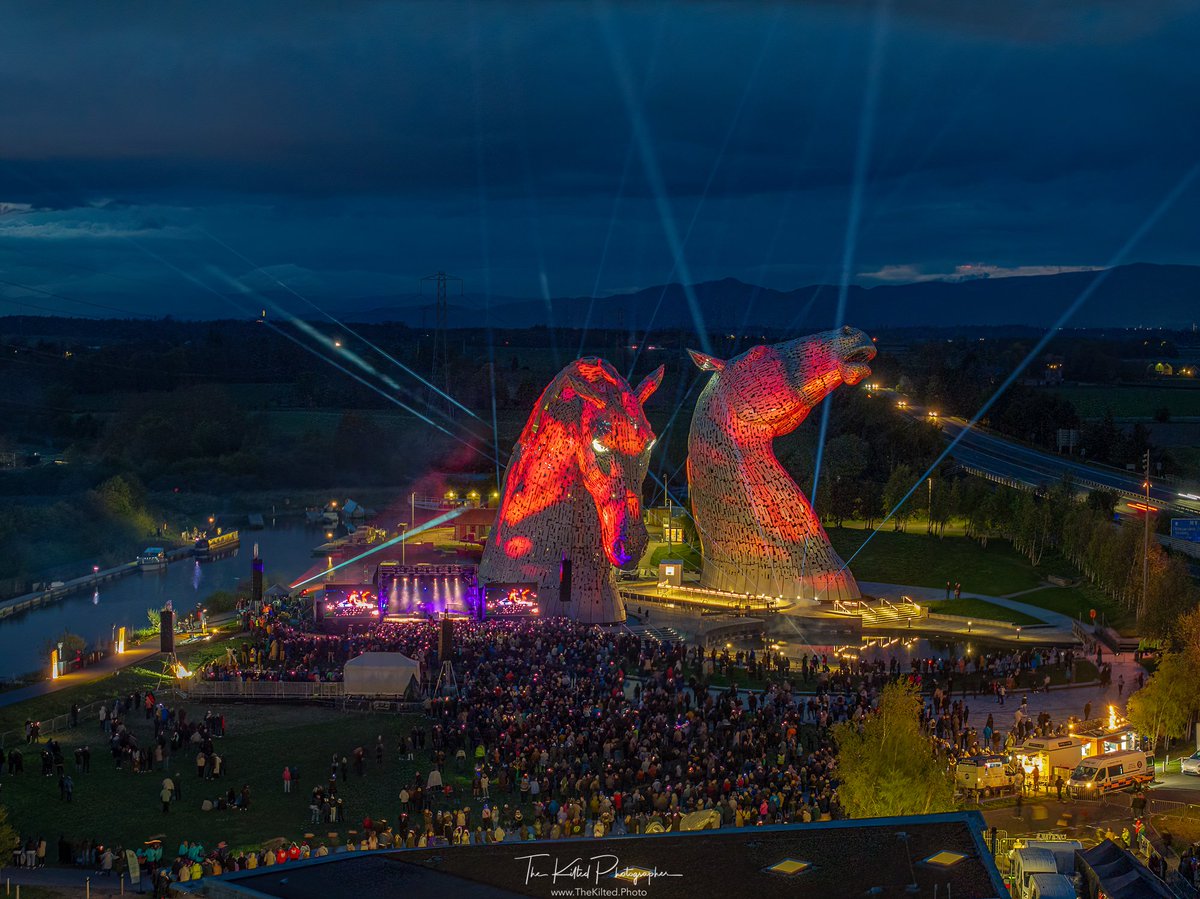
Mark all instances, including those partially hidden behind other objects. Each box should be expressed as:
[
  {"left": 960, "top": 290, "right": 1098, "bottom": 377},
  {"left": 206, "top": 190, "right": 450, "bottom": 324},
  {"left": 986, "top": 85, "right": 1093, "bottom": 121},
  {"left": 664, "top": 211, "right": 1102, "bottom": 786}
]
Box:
[{"left": 1066, "top": 749, "right": 1154, "bottom": 797}]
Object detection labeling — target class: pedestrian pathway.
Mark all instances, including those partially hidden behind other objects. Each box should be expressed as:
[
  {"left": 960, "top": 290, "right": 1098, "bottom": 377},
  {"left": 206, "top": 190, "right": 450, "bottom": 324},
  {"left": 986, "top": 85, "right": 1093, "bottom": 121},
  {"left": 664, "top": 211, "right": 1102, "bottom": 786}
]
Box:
[
  {"left": 858, "top": 581, "right": 1080, "bottom": 643},
  {"left": 1001, "top": 584, "right": 1065, "bottom": 600},
  {"left": 0, "top": 644, "right": 161, "bottom": 708},
  {"left": 0, "top": 612, "right": 241, "bottom": 710}
]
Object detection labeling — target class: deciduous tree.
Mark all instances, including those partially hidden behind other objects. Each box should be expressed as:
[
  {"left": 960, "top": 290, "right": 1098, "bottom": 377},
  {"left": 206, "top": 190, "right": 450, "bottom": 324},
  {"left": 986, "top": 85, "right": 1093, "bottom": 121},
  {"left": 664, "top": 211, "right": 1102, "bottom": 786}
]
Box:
[
  {"left": 833, "top": 682, "right": 955, "bottom": 818},
  {"left": 1125, "top": 653, "right": 1200, "bottom": 752}
]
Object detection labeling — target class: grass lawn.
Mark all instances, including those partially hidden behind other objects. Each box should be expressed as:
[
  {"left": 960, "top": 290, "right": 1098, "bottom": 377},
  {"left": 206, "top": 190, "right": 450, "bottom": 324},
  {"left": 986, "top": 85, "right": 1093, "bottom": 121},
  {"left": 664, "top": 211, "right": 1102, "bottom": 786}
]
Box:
[
  {"left": 923, "top": 598, "right": 1041, "bottom": 626},
  {"left": 1049, "top": 384, "right": 1200, "bottom": 420},
  {"left": 1015, "top": 584, "right": 1137, "bottom": 634},
  {"left": 647, "top": 543, "right": 701, "bottom": 571},
  {"left": 828, "top": 527, "right": 1047, "bottom": 596},
  {"left": 1, "top": 704, "right": 468, "bottom": 855}
]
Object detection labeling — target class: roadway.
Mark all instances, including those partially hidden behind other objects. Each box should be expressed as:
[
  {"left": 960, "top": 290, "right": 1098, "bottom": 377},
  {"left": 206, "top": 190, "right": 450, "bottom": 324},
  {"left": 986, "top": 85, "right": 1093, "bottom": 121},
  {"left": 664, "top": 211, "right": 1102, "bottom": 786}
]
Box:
[{"left": 877, "top": 388, "right": 1200, "bottom": 517}]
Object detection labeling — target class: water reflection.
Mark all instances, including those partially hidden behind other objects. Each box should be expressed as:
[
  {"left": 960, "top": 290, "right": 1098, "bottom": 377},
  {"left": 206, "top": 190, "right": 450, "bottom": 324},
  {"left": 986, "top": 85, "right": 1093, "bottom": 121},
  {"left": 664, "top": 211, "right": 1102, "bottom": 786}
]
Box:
[{"left": 0, "top": 524, "right": 320, "bottom": 679}]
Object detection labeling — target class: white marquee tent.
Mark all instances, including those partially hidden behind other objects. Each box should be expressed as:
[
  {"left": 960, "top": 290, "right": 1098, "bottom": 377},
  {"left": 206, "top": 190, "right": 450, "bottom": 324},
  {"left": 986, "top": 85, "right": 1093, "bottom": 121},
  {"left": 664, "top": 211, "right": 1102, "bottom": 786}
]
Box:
[{"left": 343, "top": 652, "right": 421, "bottom": 696}]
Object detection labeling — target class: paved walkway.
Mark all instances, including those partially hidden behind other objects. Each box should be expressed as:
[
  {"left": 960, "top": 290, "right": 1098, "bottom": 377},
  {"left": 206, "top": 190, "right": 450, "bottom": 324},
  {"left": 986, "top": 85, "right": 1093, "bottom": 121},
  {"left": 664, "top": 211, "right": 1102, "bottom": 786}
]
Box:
[
  {"left": 859, "top": 581, "right": 1082, "bottom": 630},
  {"left": 845, "top": 581, "right": 1150, "bottom": 726},
  {"left": 0, "top": 612, "right": 241, "bottom": 710},
  {"left": 0, "top": 645, "right": 161, "bottom": 708}
]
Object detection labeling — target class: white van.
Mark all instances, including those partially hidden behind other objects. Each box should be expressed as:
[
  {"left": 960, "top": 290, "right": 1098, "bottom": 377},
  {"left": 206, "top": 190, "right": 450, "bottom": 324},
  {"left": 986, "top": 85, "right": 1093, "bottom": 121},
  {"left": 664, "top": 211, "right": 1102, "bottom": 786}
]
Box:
[
  {"left": 1011, "top": 847, "right": 1058, "bottom": 899},
  {"left": 1027, "top": 872, "right": 1076, "bottom": 899},
  {"left": 1067, "top": 749, "right": 1153, "bottom": 797}
]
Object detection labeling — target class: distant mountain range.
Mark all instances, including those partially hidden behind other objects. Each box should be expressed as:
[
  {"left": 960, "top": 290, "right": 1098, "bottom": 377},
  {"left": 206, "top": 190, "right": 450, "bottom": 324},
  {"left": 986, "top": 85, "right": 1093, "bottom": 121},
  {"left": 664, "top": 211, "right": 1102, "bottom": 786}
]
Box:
[
  {"left": 6, "top": 262, "right": 1199, "bottom": 333},
  {"left": 333, "top": 263, "right": 1200, "bottom": 333}
]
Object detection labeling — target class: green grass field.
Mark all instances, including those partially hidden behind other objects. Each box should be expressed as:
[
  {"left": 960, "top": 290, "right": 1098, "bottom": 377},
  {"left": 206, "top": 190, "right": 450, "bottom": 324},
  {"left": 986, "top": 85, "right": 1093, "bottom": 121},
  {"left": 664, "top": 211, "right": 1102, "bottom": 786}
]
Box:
[
  {"left": 828, "top": 527, "right": 1047, "bottom": 596},
  {"left": 2, "top": 704, "right": 459, "bottom": 854},
  {"left": 922, "top": 598, "right": 1041, "bottom": 626},
  {"left": 1014, "top": 584, "right": 1136, "bottom": 632},
  {"left": 825, "top": 527, "right": 1142, "bottom": 630},
  {"left": 1049, "top": 384, "right": 1200, "bottom": 420}
]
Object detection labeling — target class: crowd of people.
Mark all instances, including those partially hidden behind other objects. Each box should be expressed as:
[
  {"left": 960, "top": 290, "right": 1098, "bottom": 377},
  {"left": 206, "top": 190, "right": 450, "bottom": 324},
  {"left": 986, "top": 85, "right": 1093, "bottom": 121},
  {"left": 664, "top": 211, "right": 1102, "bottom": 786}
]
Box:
[{"left": 4, "top": 595, "right": 1192, "bottom": 894}]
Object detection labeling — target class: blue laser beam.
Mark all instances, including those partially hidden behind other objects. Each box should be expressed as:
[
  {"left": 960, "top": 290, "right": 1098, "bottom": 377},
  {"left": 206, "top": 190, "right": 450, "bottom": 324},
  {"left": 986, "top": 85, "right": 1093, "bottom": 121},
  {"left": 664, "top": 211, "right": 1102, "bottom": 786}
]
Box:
[
  {"left": 597, "top": 1, "right": 711, "bottom": 357},
  {"left": 840, "top": 160, "right": 1200, "bottom": 573},
  {"left": 292, "top": 508, "right": 466, "bottom": 588},
  {"left": 810, "top": 0, "right": 890, "bottom": 515},
  {"left": 127, "top": 243, "right": 499, "bottom": 465},
  {"left": 200, "top": 231, "right": 484, "bottom": 425}
]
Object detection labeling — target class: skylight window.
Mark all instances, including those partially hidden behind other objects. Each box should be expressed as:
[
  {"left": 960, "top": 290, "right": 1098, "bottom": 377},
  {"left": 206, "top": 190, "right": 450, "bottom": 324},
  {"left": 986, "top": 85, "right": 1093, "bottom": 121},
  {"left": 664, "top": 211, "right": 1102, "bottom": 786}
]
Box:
[{"left": 765, "top": 859, "right": 812, "bottom": 876}]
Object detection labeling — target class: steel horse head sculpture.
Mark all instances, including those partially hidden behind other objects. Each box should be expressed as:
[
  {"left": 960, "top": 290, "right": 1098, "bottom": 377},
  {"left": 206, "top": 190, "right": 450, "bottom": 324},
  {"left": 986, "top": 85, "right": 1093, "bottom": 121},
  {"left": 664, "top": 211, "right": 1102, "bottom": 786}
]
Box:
[
  {"left": 686, "top": 326, "right": 876, "bottom": 603},
  {"left": 480, "top": 357, "right": 664, "bottom": 623}
]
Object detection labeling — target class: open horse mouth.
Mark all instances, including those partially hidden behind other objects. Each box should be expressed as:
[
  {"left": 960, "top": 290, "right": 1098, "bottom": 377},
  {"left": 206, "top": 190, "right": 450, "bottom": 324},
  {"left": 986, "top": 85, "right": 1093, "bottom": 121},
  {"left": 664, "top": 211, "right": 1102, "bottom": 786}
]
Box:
[{"left": 839, "top": 341, "right": 876, "bottom": 385}]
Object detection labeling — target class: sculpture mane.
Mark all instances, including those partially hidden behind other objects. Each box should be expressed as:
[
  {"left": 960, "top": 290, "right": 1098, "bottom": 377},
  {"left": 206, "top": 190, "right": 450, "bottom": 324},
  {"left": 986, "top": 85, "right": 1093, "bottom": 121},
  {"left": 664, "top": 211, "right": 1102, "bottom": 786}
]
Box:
[
  {"left": 480, "top": 357, "right": 663, "bottom": 624},
  {"left": 686, "top": 326, "right": 875, "bottom": 602}
]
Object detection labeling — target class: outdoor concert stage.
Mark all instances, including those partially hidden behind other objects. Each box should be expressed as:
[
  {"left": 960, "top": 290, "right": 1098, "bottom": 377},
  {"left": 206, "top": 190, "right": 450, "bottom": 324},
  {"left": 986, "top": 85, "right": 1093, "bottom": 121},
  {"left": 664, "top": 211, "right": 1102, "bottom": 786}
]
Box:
[{"left": 311, "top": 563, "right": 542, "bottom": 630}]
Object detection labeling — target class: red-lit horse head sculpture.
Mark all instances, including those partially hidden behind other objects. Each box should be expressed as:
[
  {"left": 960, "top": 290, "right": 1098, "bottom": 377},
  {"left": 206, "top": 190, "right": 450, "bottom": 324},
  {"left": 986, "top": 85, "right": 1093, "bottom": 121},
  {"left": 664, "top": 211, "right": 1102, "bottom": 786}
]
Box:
[
  {"left": 480, "top": 357, "right": 663, "bottom": 623},
  {"left": 686, "top": 326, "right": 875, "bottom": 603}
]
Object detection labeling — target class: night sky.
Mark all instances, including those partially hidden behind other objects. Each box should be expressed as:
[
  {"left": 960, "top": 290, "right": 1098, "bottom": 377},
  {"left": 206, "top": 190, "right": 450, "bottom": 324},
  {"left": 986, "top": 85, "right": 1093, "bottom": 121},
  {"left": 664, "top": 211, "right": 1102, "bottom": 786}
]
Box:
[{"left": 1, "top": 0, "right": 1198, "bottom": 318}]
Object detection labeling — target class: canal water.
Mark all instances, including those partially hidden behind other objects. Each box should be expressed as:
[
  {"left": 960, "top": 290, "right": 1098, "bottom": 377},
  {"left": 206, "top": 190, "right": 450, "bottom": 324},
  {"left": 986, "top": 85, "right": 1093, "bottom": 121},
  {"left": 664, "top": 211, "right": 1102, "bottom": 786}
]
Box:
[{"left": 0, "top": 523, "right": 322, "bottom": 679}]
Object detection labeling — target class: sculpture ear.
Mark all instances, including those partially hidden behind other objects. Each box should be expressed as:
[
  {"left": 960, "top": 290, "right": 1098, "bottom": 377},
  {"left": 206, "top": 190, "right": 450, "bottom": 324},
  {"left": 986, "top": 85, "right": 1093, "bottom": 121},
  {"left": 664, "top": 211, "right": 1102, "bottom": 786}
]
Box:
[
  {"left": 561, "top": 377, "right": 605, "bottom": 408},
  {"left": 634, "top": 365, "right": 665, "bottom": 406},
  {"left": 688, "top": 350, "right": 726, "bottom": 372}
]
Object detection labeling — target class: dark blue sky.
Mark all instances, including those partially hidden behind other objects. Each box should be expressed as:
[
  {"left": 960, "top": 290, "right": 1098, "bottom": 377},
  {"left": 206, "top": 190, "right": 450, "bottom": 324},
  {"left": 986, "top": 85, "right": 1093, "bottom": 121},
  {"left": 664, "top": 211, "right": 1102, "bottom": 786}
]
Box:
[{"left": 1, "top": 0, "right": 1198, "bottom": 318}]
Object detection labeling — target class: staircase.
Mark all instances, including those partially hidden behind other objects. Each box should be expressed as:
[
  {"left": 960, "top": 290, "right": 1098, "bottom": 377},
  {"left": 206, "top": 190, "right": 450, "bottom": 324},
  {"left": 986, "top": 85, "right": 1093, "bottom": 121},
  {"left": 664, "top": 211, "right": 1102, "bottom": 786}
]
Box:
[
  {"left": 831, "top": 597, "right": 924, "bottom": 625},
  {"left": 624, "top": 622, "right": 687, "bottom": 644}
]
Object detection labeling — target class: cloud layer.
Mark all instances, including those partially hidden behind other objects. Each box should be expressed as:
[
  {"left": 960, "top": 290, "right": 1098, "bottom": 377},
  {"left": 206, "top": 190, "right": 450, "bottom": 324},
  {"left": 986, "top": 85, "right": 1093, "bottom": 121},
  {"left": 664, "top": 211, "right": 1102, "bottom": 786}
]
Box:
[{"left": 0, "top": 1, "right": 1197, "bottom": 316}]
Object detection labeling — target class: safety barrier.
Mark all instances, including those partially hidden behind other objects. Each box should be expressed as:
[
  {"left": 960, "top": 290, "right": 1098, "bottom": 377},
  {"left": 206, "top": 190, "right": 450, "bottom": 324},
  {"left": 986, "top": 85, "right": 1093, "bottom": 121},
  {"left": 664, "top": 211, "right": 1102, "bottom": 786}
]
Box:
[
  {"left": 0, "top": 697, "right": 111, "bottom": 750},
  {"left": 182, "top": 680, "right": 345, "bottom": 701}
]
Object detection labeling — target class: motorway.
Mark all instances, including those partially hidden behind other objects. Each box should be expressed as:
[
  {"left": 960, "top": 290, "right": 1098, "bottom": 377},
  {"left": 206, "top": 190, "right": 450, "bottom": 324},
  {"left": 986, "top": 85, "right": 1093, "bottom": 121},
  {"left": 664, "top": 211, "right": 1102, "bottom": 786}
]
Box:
[{"left": 877, "top": 388, "right": 1200, "bottom": 517}]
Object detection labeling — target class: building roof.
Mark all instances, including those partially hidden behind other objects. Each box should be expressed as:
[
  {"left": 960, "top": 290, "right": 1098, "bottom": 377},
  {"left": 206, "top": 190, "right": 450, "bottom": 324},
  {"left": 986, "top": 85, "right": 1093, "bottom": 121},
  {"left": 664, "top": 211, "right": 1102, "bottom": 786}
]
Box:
[
  {"left": 451, "top": 508, "right": 499, "bottom": 526},
  {"left": 206, "top": 812, "right": 1006, "bottom": 899}
]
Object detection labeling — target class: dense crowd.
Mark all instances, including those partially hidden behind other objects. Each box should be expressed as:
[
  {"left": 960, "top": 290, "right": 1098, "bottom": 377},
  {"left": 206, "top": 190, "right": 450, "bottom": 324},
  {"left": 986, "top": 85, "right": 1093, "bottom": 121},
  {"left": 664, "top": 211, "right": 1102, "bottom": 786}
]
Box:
[{"left": 5, "top": 599, "right": 1185, "bottom": 893}]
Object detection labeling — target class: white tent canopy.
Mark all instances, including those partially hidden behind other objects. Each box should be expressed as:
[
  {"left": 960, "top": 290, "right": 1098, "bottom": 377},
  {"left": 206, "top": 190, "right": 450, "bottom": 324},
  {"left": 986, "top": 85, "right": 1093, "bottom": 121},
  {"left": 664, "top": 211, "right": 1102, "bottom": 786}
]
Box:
[{"left": 343, "top": 652, "right": 420, "bottom": 696}]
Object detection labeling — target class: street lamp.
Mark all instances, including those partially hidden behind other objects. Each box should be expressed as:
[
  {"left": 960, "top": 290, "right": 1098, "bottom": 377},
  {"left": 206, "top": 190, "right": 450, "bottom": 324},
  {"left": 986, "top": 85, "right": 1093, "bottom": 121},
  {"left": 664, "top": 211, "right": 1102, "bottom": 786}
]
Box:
[
  {"left": 967, "top": 620, "right": 972, "bottom": 634},
  {"left": 1015, "top": 626, "right": 1022, "bottom": 641}
]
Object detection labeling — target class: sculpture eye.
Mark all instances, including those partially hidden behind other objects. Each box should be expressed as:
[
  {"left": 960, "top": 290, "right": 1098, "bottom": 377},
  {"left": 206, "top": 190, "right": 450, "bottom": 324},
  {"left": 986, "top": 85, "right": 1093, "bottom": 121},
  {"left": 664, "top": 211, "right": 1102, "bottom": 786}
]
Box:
[{"left": 591, "top": 438, "right": 609, "bottom": 454}]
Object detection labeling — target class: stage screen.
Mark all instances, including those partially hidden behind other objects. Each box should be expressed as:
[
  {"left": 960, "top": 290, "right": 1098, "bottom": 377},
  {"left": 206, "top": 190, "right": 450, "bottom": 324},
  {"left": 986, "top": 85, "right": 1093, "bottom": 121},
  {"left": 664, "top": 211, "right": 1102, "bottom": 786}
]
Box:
[
  {"left": 484, "top": 582, "right": 540, "bottom": 617},
  {"left": 320, "top": 584, "right": 380, "bottom": 619}
]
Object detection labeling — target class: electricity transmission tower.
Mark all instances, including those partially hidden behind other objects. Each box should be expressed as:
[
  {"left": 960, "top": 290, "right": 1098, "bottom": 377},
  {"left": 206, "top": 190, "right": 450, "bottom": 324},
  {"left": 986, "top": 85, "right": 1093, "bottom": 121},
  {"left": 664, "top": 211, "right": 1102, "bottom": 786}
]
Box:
[{"left": 421, "top": 271, "right": 462, "bottom": 415}]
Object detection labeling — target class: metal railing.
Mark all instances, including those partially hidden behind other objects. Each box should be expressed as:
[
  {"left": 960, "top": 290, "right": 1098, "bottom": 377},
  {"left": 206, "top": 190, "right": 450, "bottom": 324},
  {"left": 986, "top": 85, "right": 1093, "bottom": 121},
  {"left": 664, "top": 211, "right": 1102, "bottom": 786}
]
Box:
[
  {"left": 0, "top": 697, "right": 111, "bottom": 750},
  {"left": 182, "top": 680, "right": 345, "bottom": 701}
]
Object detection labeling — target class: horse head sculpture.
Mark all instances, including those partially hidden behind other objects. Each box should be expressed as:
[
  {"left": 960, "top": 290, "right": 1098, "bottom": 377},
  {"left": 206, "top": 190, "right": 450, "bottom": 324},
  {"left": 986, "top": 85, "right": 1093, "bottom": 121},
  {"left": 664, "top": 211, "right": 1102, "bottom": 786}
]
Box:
[
  {"left": 686, "top": 326, "right": 875, "bottom": 602},
  {"left": 480, "top": 357, "right": 663, "bottom": 623}
]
